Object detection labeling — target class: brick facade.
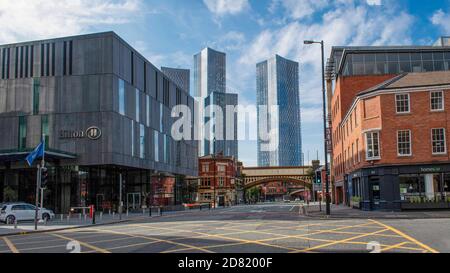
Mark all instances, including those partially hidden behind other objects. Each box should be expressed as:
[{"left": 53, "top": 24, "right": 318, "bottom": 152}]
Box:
[{"left": 198, "top": 154, "right": 238, "bottom": 207}]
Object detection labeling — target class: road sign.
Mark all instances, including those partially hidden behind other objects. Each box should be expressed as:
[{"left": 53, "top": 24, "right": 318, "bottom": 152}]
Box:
[{"left": 313, "top": 184, "right": 323, "bottom": 191}]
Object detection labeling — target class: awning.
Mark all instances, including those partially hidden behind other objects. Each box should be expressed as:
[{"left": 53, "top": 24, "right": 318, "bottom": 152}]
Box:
[{"left": 0, "top": 149, "right": 77, "bottom": 163}]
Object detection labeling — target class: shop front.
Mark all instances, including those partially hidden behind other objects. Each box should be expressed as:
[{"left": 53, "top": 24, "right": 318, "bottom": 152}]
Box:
[
  {"left": 350, "top": 164, "right": 450, "bottom": 211},
  {"left": 0, "top": 156, "right": 184, "bottom": 214}
]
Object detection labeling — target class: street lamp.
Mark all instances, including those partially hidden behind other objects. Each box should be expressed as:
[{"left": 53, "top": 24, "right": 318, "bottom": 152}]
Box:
[
  {"left": 213, "top": 137, "right": 217, "bottom": 209},
  {"left": 303, "top": 40, "right": 331, "bottom": 216}
]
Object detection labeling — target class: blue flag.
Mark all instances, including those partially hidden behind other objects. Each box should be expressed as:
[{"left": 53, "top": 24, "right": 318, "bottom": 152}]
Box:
[{"left": 26, "top": 141, "right": 44, "bottom": 167}]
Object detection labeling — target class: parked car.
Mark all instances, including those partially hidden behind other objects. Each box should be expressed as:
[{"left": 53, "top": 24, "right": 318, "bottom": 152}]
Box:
[{"left": 0, "top": 203, "right": 55, "bottom": 224}]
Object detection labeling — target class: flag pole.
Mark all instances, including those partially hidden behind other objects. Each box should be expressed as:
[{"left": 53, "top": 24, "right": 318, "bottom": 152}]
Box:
[
  {"left": 34, "top": 163, "right": 40, "bottom": 230},
  {"left": 40, "top": 134, "right": 45, "bottom": 210},
  {"left": 34, "top": 134, "right": 45, "bottom": 230}
]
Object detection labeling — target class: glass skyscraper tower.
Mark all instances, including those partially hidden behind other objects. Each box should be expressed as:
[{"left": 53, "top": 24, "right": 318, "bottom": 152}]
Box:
[
  {"left": 194, "top": 47, "right": 238, "bottom": 159},
  {"left": 257, "top": 55, "right": 302, "bottom": 167}
]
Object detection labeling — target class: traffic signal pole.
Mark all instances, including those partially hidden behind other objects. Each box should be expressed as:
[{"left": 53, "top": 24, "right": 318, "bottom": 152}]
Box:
[{"left": 34, "top": 164, "right": 41, "bottom": 231}]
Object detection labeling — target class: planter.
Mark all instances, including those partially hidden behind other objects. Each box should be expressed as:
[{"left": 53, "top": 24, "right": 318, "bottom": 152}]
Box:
[
  {"left": 351, "top": 201, "right": 361, "bottom": 209},
  {"left": 401, "top": 202, "right": 450, "bottom": 210}
]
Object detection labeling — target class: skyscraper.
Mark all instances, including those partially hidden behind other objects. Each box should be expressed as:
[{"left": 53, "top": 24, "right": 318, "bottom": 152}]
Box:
[
  {"left": 257, "top": 55, "right": 302, "bottom": 167},
  {"left": 161, "top": 67, "right": 190, "bottom": 94},
  {"left": 194, "top": 47, "right": 238, "bottom": 159}
]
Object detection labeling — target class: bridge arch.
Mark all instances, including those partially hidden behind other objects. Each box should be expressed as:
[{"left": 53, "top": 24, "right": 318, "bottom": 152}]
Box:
[{"left": 243, "top": 177, "right": 312, "bottom": 190}]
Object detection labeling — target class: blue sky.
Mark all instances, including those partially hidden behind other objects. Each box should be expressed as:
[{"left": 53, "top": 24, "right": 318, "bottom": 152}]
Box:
[{"left": 1, "top": 0, "right": 449, "bottom": 166}]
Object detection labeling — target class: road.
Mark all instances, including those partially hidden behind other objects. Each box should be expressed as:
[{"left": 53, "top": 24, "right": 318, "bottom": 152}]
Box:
[{"left": 0, "top": 203, "right": 448, "bottom": 253}]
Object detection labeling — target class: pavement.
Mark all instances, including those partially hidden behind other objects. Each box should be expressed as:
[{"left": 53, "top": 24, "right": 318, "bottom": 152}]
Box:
[
  {"left": 0, "top": 203, "right": 448, "bottom": 253},
  {"left": 0, "top": 208, "right": 206, "bottom": 236},
  {"left": 304, "top": 203, "right": 450, "bottom": 219}
]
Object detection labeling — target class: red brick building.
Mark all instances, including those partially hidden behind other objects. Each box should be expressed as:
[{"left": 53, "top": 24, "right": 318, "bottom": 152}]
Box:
[
  {"left": 332, "top": 71, "right": 450, "bottom": 210},
  {"left": 327, "top": 45, "right": 450, "bottom": 210},
  {"left": 198, "top": 154, "right": 238, "bottom": 207}
]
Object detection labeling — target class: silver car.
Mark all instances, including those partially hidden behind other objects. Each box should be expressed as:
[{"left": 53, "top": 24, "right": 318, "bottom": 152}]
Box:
[{"left": 0, "top": 203, "right": 55, "bottom": 224}]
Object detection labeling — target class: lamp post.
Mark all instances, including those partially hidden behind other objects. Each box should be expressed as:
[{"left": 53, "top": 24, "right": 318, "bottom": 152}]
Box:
[
  {"left": 304, "top": 40, "right": 331, "bottom": 216},
  {"left": 213, "top": 137, "right": 217, "bottom": 209}
]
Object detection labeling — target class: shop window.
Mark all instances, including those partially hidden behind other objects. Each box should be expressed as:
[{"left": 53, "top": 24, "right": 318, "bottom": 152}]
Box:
[
  {"left": 395, "top": 93, "right": 410, "bottom": 113},
  {"left": 399, "top": 174, "right": 425, "bottom": 201},
  {"left": 397, "top": 130, "right": 412, "bottom": 156}
]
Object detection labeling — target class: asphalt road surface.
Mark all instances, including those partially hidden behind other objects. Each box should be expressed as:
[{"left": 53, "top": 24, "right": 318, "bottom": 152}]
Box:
[{"left": 0, "top": 203, "right": 448, "bottom": 253}]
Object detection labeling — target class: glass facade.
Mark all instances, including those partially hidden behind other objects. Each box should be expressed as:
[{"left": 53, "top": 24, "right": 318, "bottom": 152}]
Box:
[
  {"left": 33, "top": 78, "right": 40, "bottom": 115},
  {"left": 119, "top": 79, "right": 125, "bottom": 115},
  {"left": 342, "top": 51, "right": 450, "bottom": 77},
  {"left": 140, "top": 124, "right": 145, "bottom": 159},
  {"left": 256, "top": 55, "right": 302, "bottom": 167},
  {"left": 159, "top": 104, "right": 163, "bottom": 132},
  {"left": 131, "top": 120, "right": 135, "bottom": 157},
  {"left": 18, "top": 116, "right": 26, "bottom": 150},
  {"left": 41, "top": 115, "right": 49, "bottom": 148},
  {"left": 146, "top": 95, "right": 150, "bottom": 127},
  {"left": 154, "top": 130, "right": 159, "bottom": 162},
  {"left": 135, "top": 88, "right": 140, "bottom": 122}
]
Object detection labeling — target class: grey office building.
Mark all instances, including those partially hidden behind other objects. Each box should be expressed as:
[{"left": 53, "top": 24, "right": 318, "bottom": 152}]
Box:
[
  {"left": 257, "top": 55, "right": 302, "bottom": 167},
  {"left": 0, "top": 32, "right": 198, "bottom": 213},
  {"left": 161, "top": 67, "right": 190, "bottom": 94},
  {"left": 193, "top": 47, "right": 238, "bottom": 159}
]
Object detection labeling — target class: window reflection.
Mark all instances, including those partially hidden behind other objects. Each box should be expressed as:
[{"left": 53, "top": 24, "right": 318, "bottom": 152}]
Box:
[{"left": 342, "top": 51, "right": 450, "bottom": 76}]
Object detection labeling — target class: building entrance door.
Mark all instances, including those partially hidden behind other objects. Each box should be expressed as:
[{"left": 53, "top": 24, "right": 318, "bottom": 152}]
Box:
[
  {"left": 127, "top": 193, "right": 141, "bottom": 211},
  {"left": 96, "top": 194, "right": 104, "bottom": 211},
  {"left": 369, "top": 177, "right": 381, "bottom": 210}
]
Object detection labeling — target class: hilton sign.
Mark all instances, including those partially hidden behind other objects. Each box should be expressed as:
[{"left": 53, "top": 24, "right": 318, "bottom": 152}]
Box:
[{"left": 59, "top": 126, "right": 102, "bottom": 140}]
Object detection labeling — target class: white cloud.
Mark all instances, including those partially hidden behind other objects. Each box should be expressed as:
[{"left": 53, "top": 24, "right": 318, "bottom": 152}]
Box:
[
  {"left": 0, "top": 0, "right": 143, "bottom": 44},
  {"left": 133, "top": 40, "right": 192, "bottom": 69},
  {"left": 203, "top": 0, "right": 249, "bottom": 16},
  {"left": 271, "top": 0, "right": 328, "bottom": 20},
  {"left": 237, "top": 3, "right": 414, "bottom": 113},
  {"left": 207, "top": 31, "right": 246, "bottom": 52},
  {"left": 431, "top": 9, "right": 450, "bottom": 34},
  {"left": 366, "top": 0, "right": 382, "bottom": 6}
]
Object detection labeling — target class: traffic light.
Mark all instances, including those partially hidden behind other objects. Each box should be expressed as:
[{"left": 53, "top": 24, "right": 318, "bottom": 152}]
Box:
[
  {"left": 315, "top": 170, "right": 322, "bottom": 184},
  {"left": 41, "top": 167, "right": 49, "bottom": 189}
]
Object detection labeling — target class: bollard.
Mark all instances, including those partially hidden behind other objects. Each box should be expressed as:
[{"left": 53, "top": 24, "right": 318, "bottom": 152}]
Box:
[
  {"left": 67, "top": 215, "right": 70, "bottom": 222},
  {"left": 149, "top": 207, "right": 152, "bottom": 217},
  {"left": 100, "top": 212, "right": 103, "bottom": 221},
  {"left": 109, "top": 209, "right": 111, "bottom": 215},
  {"left": 142, "top": 208, "right": 145, "bottom": 216},
  {"left": 127, "top": 210, "right": 129, "bottom": 217},
  {"left": 79, "top": 213, "right": 82, "bottom": 220},
  {"left": 92, "top": 211, "right": 96, "bottom": 225},
  {"left": 14, "top": 219, "right": 17, "bottom": 229},
  {"left": 112, "top": 212, "right": 115, "bottom": 219},
  {"left": 159, "top": 207, "right": 162, "bottom": 216},
  {"left": 61, "top": 214, "right": 64, "bottom": 221},
  {"left": 84, "top": 214, "right": 87, "bottom": 222}
]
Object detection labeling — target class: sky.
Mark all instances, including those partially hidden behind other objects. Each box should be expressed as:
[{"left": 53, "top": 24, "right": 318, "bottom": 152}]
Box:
[{"left": 1, "top": 0, "right": 449, "bottom": 167}]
